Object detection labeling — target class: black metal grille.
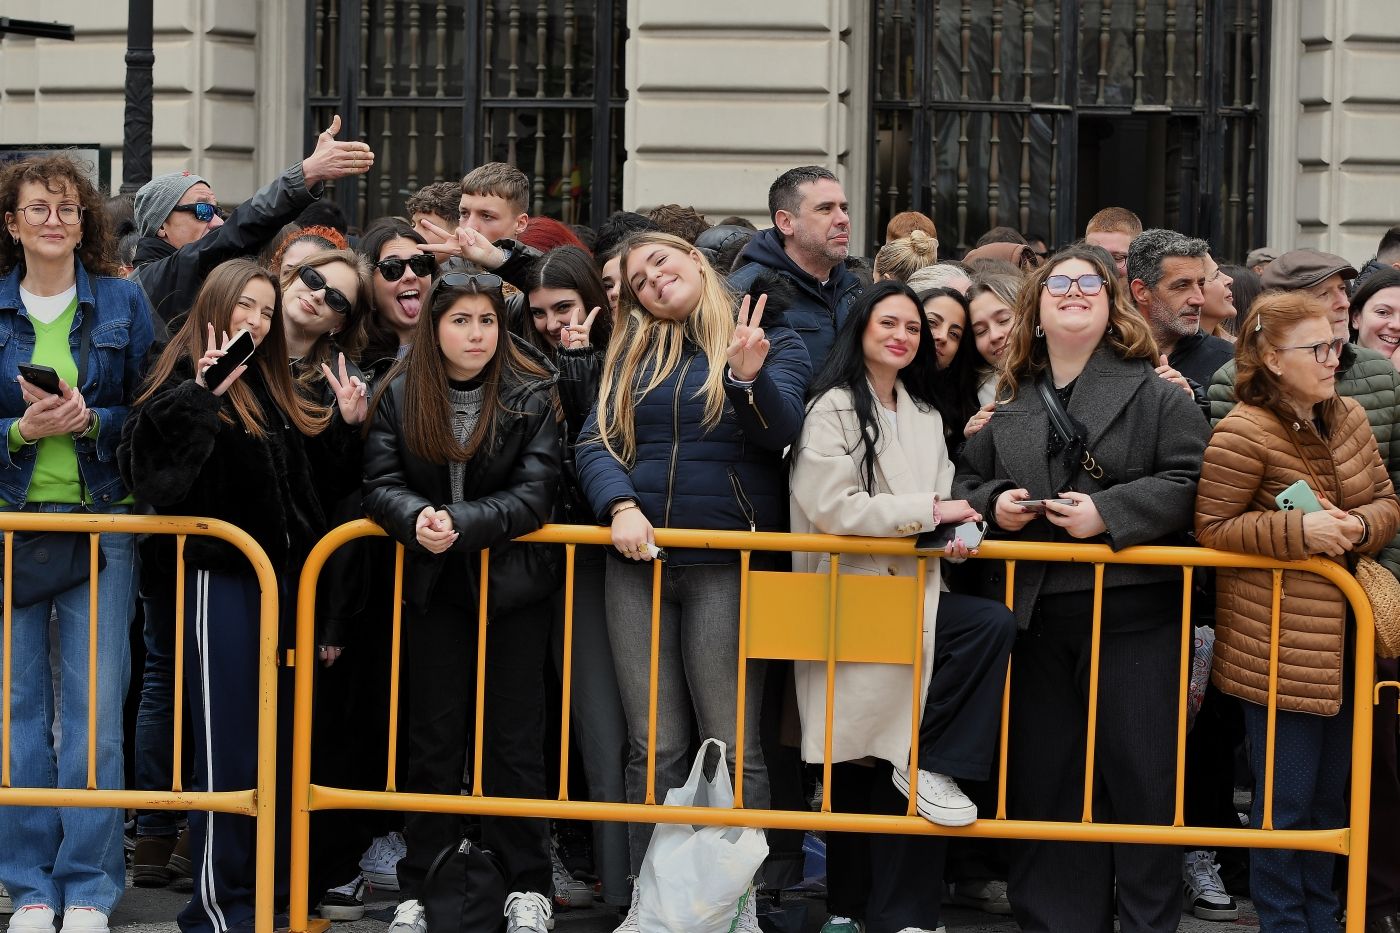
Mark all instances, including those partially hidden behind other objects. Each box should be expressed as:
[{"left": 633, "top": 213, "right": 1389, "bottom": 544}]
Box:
[
  {"left": 869, "top": 0, "right": 1267, "bottom": 261},
  {"left": 306, "top": 0, "right": 627, "bottom": 232}
]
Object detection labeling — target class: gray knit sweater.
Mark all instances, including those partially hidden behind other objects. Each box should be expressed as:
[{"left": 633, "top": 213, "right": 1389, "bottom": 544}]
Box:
[{"left": 448, "top": 382, "right": 485, "bottom": 503}]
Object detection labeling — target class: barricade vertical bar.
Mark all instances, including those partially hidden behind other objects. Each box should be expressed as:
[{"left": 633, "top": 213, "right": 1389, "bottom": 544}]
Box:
[
  {"left": 733, "top": 550, "right": 751, "bottom": 808},
  {"left": 906, "top": 557, "right": 927, "bottom": 817},
  {"left": 1081, "top": 563, "right": 1106, "bottom": 823},
  {"left": 2, "top": 530, "right": 11, "bottom": 787},
  {"left": 87, "top": 533, "right": 100, "bottom": 789},
  {"left": 471, "top": 549, "right": 491, "bottom": 797},
  {"left": 644, "top": 557, "right": 663, "bottom": 805},
  {"left": 1345, "top": 577, "right": 1377, "bottom": 933},
  {"left": 1173, "top": 567, "right": 1193, "bottom": 826},
  {"left": 173, "top": 535, "right": 186, "bottom": 792},
  {"left": 386, "top": 543, "right": 405, "bottom": 792},
  {"left": 996, "top": 560, "right": 1016, "bottom": 820},
  {"left": 820, "top": 554, "right": 840, "bottom": 813},
  {"left": 1262, "top": 569, "right": 1282, "bottom": 830},
  {"left": 558, "top": 544, "right": 577, "bottom": 800},
  {"left": 254, "top": 529, "right": 281, "bottom": 933}
]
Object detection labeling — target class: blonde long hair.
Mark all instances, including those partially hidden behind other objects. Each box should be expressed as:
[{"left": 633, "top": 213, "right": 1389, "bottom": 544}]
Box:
[{"left": 595, "top": 232, "right": 736, "bottom": 466}]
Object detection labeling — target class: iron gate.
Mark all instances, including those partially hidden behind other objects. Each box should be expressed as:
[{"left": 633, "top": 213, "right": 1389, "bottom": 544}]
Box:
[
  {"left": 870, "top": 0, "right": 1268, "bottom": 260},
  {"left": 305, "top": 0, "right": 627, "bottom": 231}
]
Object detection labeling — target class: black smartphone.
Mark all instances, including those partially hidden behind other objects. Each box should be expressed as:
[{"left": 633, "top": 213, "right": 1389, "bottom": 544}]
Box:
[
  {"left": 201, "top": 330, "right": 257, "bottom": 391},
  {"left": 1018, "top": 498, "right": 1075, "bottom": 513},
  {"left": 915, "top": 520, "right": 989, "bottom": 552},
  {"left": 17, "top": 363, "right": 63, "bottom": 396}
]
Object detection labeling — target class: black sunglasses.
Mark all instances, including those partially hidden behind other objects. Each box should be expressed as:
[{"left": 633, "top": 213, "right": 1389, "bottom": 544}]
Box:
[
  {"left": 375, "top": 254, "right": 436, "bottom": 281},
  {"left": 298, "top": 265, "right": 353, "bottom": 316},
  {"left": 169, "top": 202, "right": 225, "bottom": 223},
  {"left": 438, "top": 271, "right": 503, "bottom": 292}
]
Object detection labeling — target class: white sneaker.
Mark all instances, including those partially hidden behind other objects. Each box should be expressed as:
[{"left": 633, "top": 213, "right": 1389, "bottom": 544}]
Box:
[
  {"left": 504, "top": 891, "right": 553, "bottom": 933},
  {"left": 891, "top": 767, "right": 978, "bottom": 826},
  {"left": 0, "top": 882, "right": 12, "bottom": 916},
  {"left": 612, "top": 885, "right": 641, "bottom": 933},
  {"left": 550, "top": 842, "right": 592, "bottom": 909},
  {"left": 60, "top": 908, "right": 109, "bottom": 933},
  {"left": 359, "top": 832, "right": 406, "bottom": 890},
  {"left": 387, "top": 899, "right": 426, "bottom": 933},
  {"left": 318, "top": 875, "right": 367, "bottom": 921},
  {"left": 733, "top": 887, "right": 762, "bottom": 933},
  {"left": 8, "top": 905, "right": 56, "bottom": 933},
  {"left": 1182, "top": 849, "right": 1239, "bottom": 920}
]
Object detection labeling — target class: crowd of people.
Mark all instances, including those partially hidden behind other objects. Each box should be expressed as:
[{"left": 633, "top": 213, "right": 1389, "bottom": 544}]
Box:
[{"left": 2, "top": 114, "right": 1400, "bottom": 933}]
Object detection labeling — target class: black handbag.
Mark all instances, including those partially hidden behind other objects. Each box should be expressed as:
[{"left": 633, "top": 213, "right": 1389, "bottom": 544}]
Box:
[
  {"left": 3, "top": 309, "right": 107, "bottom": 608},
  {"left": 421, "top": 837, "right": 507, "bottom": 933}
]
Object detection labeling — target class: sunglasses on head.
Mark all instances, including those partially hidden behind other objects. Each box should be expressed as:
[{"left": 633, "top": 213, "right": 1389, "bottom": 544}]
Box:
[
  {"left": 1043, "top": 273, "right": 1106, "bottom": 297},
  {"left": 438, "top": 271, "right": 504, "bottom": 292},
  {"left": 375, "top": 254, "right": 436, "bottom": 281},
  {"left": 297, "top": 265, "right": 353, "bottom": 316},
  {"left": 170, "top": 202, "right": 224, "bottom": 223}
]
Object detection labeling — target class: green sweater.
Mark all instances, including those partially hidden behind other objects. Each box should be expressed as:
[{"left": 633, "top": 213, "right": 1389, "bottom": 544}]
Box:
[
  {"left": 6, "top": 300, "right": 90, "bottom": 504},
  {"left": 1208, "top": 344, "right": 1400, "bottom": 577}
]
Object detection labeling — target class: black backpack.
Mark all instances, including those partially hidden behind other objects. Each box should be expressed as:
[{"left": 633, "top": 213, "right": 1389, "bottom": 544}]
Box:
[{"left": 421, "top": 838, "right": 507, "bottom": 933}]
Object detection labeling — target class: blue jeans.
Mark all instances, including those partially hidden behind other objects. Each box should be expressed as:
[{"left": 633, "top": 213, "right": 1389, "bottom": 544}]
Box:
[{"left": 0, "top": 503, "right": 138, "bottom": 914}]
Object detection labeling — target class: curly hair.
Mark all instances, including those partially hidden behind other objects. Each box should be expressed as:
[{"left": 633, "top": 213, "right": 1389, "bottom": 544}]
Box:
[{"left": 0, "top": 155, "right": 118, "bottom": 277}]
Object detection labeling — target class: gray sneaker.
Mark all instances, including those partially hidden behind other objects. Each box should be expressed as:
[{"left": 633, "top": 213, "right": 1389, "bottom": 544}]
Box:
[
  {"left": 611, "top": 885, "right": 641, "bottom": 933},
  {"left": 387, "top": 899, "right": 426, "bottom": 933},
  {"left": 504, "top": 891, "right": 554, "bottom": 932}
]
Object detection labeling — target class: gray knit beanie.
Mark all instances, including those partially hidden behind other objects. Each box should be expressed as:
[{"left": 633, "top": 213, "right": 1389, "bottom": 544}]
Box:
[{"left": 133, "top": 171, "right": 208, "bottom": 238}]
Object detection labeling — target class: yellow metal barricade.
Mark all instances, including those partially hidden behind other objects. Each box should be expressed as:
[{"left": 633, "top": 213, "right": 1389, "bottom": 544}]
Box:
[
  {"left": 289, "top": 520, "right": 1378, "bottom": 933},
  {"left": 0, "top": 512, "right": 280, "bottom": 933}
]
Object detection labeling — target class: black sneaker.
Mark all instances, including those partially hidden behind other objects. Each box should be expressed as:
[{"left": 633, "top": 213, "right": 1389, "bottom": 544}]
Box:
[
  {"left": 1183, "top": 849, "right": 1239, "bottom": 921},
  {"left": 318, "top": 876, "right": 367, "bottom": 922}
]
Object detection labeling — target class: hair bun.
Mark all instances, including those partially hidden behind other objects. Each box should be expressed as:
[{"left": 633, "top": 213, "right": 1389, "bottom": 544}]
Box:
[{"left": 907, "top": 229, "right": 938, "bottom": 258}]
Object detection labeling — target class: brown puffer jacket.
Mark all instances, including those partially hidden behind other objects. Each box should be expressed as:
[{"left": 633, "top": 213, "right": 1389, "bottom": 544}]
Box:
[{"left": 1196, "top": 397, "right": 1400, "bottom": 715}]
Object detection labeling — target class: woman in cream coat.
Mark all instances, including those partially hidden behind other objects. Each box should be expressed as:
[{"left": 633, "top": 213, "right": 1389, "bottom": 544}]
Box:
[{"left": 790, "top": 280, "right": 1016, "bottom": 933}]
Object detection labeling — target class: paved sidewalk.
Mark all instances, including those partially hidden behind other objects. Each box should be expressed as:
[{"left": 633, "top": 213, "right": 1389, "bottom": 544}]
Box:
[{"left": 0, "top": 876, "right": 1262, "bottom": 932}]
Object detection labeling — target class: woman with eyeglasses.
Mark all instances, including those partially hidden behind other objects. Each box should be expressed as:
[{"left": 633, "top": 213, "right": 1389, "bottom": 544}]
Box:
[
  {"left": 0, "top": 156, "right": 155, "bottom": 933},
  {"left": 1197, "top": 290, "right": 1400, "bottom": 933},
  {"left": 953, "top": 246, "right": 1210, "bottom": 933},
  {"left": 119, "top": 258, "right": 363, "bottom": 933},
  {"left": 574, "top": 232, "right": 811, "bottom": 931},
  {"left": 362, "top": 272, "right": 563, "bottom": 933},
  {"left": 357, "top": 220, "right": 436, "bottom": 381}
]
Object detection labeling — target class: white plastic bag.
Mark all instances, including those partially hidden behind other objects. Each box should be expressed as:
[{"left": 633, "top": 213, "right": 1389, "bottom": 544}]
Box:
[{"left": 637, "top": 738, "right": 770, "bottom": 933}]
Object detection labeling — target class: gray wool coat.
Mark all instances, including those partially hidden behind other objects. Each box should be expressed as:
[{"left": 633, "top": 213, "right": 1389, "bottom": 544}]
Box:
[{"left": 952, "top": 345, "right": 1211, "bottom": 628}]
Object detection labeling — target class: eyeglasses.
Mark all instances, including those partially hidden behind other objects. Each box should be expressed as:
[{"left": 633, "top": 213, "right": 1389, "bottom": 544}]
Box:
[
  {"left": 169, "top": 202, "right": 224, "bottom": 223},
  {"left": 438, "top": 271, "right": 503, "bottom": 292},
  {"left": 298, "top": 265, "right": 353, "bottom": 316},
  {"left": 1274, "top": 337, "right": 1346, "bottom": 364},
  {"left": 375, "top": 254, "right": 436, "bottom": 281},
  {"left": 17, "top": 203, "right": 84, "bottom": 226},
  {"left": 1043, "top": 273, "right": 1106, "bottom": 297}
]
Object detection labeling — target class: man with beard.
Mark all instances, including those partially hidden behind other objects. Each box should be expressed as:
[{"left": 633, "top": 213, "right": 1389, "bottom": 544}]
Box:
[
  {"left": 1128, "top": 228, "right": 1233, "bottom": 388},
  {"left": 728, "top": 165, "right": 862, "bottom": 373}
]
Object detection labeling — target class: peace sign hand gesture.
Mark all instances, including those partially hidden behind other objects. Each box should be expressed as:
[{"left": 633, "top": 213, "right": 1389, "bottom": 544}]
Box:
[
  {"left": 726, "top": 294, "right": 770, "bottom": 383},
  {"left": 561, "top": 306, "right": 602, "bottom": 350},
  {"left": 417, "top": 219, "right": 504, "bottom": 269},
  {"left": 321, "top": 352, "right": 369, "bottom": 425}
]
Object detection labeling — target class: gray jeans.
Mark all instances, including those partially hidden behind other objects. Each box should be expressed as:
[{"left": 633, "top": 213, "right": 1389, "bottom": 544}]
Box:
[{"left": 605, "top": 559, "right": 769, "bottom": 873}]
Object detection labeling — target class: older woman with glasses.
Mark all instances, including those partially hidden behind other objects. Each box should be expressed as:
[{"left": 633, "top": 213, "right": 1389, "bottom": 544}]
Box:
[
  {"left": 0, "top": 155, "right": 155, "bottom": 933},
  {"left": 953, "top": 245, "right": 1210, "bottom": 933}
]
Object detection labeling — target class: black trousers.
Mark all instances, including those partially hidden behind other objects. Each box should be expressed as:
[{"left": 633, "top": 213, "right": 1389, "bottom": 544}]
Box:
[
  {"left": 824, "top": 591, "right": 1015, "bottom": 933},
  {"left": 1006, "top": 582, "right": 1182, "bottom": 933},
  {"left": 394, "top": 579, "right": 551, "bottom": 901}
]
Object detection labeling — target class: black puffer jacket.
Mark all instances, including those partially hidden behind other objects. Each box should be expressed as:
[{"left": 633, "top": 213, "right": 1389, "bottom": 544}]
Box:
[
  {"left": 132, "top": 162, "right": 323, "bottom": 329},
  {"left": 118, "top": 359, "right": 358, "bottom": 577},
  {"left": 362, "top": 338, "right": 563, "bottom": 614}
]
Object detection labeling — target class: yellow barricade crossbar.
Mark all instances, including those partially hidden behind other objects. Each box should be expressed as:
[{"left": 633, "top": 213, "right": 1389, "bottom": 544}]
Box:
[
  {"left": 289, "top": 521, "right": 1378, "bottom": 933},
  {"left": 0, "top": 512, "right": 280, "bottom": 933}
]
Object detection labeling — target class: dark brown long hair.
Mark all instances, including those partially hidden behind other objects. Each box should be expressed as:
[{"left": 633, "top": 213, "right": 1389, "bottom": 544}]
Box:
[
  {"left": 520, "top": 245, "right": 613, "bottom": 357},
  {"left": 0, "top": 155, "right": 118, "bottom": 277},
  {"left": 370, "top": 275, "right": 554, "bottom": 464},
  {"left": 134, "top": 258, "right": 332, "bottom": 438}
]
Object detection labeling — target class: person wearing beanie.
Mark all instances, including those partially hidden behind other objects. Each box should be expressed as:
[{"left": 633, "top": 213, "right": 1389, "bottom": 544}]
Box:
[
  {"left": 130, "top": 114, "right": 374, "bottom": 329},
  {"left": 1206, "top": 247, "right": 1400, "bottom": 932}
]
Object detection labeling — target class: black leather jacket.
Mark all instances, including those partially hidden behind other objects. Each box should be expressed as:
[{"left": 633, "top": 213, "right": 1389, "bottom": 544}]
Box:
[{"left": 361, "top": 339, "right": 563, "bottom": 614}]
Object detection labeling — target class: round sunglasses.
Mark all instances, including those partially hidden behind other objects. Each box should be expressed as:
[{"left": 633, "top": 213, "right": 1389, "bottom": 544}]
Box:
[
  {"left": 375, "top": 254, "right": 436, "bottom": 281},
  {"left": 298, "top": 265, "right": 353, "bottom": 316}
]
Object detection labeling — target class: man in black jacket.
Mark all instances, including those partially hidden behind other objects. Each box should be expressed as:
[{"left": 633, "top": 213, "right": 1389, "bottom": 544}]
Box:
[
  {"left": 1128, "top": 228, "right": 1233, "bottom": 388},
  {"left": 728, "top": 166, "right": 862, "bottom": 374},
  {"left": 131, "top": 114, "right": 374, "bottom": 329}
]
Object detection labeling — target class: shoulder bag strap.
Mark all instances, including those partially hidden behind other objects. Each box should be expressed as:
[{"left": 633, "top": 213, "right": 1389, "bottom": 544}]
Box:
[
  {"left": 76, "top": 300, "right": 93, "bottom": 389},
  {"left": 1274, "top": 411, "right": 1333, "bottom": 502},
  {"left": 1036, "top": 372, "right": 1112, "bottom": 484}
]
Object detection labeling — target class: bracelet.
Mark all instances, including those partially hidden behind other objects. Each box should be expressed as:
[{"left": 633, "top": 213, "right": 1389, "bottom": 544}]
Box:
[{"left": 611, "top": 501, "right": 639, "bottom": 518}]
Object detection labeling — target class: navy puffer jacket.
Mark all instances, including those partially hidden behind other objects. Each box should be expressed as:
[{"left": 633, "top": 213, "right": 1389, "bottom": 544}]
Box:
[{"left": 576, "top": 274, "right": 812, "bottom": 565}]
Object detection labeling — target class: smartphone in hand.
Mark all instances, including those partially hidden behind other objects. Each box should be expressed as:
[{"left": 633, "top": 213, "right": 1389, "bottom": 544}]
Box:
[
  {"left": 17, "top": 363, "right": 63, "bottom": 396},
  {"left": 916, "top": 520, "right": 990, "bottom": 552},
  {"left": 1018, "top": 498, "right": 1075, "bottom": 514},
  {"left": 1275, "top": 480, "right": 1323, "bottom": 514},
  {"left": 201, "top": 330, "right": 257, "bottom": 391}
]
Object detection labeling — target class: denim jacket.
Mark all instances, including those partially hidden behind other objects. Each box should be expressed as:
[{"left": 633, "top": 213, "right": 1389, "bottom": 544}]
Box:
[{"left": 0, "top": 260, "right": 156, "bottom": 507}]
